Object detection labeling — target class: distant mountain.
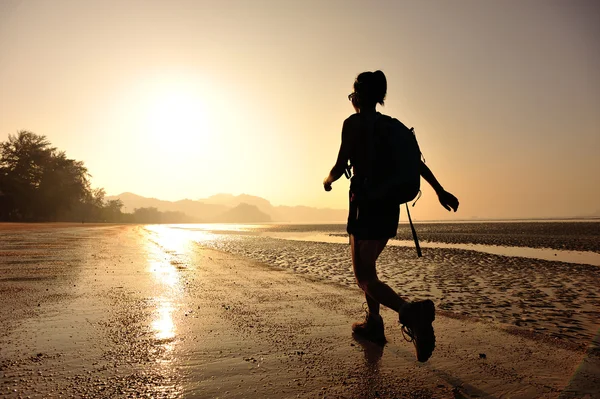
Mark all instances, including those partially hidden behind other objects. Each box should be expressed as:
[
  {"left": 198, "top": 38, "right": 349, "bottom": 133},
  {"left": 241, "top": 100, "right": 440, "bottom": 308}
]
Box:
[
  {"left": 202, "top": 193, "right": 282, "bottom": 219},
  {"left": 202, "top": 193, "right": 346, "bottom": 222},
  {"left": 109, "top": 192, "right": 228, "bottom": 221},
  {"left": 106, "top": 192, "right": 346, "bottom": 223},
  {"left": 203, "top": 193, "right": 271, "bottom": 209},
  {"left": 211, "top": 203, "right": 272, "bottom": 223}
]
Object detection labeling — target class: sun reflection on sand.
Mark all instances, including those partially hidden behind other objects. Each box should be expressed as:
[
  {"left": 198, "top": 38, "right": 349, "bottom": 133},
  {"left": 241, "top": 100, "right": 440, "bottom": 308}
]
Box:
[
  {"left": 145, "top": 225, "right": 194, "bottom": 254},
  {"left": 147, "top": 224, "right": 229, "bottom": 248},
  {"left": 142, "top": 226, "right": 196, "bottom": 354},
  {"left": 144, "top": 226, "right": 192, "bottom": 287},
  {"left": 152, "top": 300, "right": 176, "bottom": 341},
  {"left": 170, "top": 223, "right": 265, "bottom": 232},
  {"left": 147, "top": 259, "right": 178, "bottom": 287}
]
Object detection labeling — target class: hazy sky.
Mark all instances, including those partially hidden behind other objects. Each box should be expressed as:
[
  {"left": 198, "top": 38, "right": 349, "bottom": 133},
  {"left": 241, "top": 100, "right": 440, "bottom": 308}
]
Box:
[{"left": 1, "top": 0, "right": 599, "bottom": 220}]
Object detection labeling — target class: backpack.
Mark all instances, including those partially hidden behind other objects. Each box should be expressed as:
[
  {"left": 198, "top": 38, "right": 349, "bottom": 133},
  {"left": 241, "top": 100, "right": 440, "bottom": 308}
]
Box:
[
  {"left": 344, "top": 113, "right": 424, "bottom": 257},
  {"left": 361, "top": 113, "right": 422, "bottom": 205}
]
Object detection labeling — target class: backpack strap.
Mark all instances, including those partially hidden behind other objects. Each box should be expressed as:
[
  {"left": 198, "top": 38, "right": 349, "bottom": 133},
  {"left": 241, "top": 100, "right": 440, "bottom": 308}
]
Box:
[
  {"left": 365, "top": 112, "right": 381, "bottom": 185},
  {"left": 405, "top": 203, "right": 422, "bottom": 257},
  {"left": 343, "top": 163, "right": 352, "bottom": 179}
]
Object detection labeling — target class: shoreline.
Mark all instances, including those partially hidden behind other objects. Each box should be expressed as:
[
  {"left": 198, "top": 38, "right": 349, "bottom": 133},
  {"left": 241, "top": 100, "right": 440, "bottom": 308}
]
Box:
[
  {"left": 2, "top": 220, "right": 599, "bottom": 253},
  {"left": 1, "top": 225, "right": 599, "bottom": 397}
]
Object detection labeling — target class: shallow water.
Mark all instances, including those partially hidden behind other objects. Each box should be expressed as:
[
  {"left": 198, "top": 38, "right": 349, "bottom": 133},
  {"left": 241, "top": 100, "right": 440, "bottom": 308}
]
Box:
[
  {"left": 163, "top": 222, "right": 600, "bottom": 349},
  {"left": 170, "top": 221, "right": 600, "bottom": 266},
  {"left": 261, "top": 231, "right": 600, "bottom": 266}
]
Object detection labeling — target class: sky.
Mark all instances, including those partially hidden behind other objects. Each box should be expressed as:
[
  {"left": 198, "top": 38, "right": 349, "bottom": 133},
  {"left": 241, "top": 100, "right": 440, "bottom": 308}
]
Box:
[{"left": 1, "top": 0, "right": 599, "bottom": 220}]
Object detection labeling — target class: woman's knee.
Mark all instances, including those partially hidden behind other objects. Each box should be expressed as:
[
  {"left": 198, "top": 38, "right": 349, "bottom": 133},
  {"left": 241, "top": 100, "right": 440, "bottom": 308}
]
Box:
[
  {"left": 354, "top": 260, "right": 378, "bottom": 292},
  {"left": 356, "top": 276, "right": 379, "bottom": 293}
]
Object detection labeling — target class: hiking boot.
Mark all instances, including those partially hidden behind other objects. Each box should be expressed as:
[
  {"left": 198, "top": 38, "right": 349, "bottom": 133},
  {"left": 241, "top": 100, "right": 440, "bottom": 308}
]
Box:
[
  {"left": 352, "top": 308, "right": 387, "bottom": 345},
  {"left": 399, "top": 299, "right": 436, "bottom": 362}
]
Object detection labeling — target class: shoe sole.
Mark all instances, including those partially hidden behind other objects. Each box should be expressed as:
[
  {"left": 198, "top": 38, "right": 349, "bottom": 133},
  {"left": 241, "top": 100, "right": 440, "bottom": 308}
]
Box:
[{"left": 415, "top": 300, "right": 435, "bottom": 362}]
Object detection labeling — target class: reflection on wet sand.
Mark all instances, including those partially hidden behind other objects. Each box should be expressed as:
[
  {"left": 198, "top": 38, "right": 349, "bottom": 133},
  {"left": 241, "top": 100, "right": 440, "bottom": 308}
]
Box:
[
  {"left": 153, "top": 299, "right": 176, "bottom": 341},
  {"left": 149, "top": 258, "right": 180, "bottom": 287},
  {"left": 350, "top": 335, "right": 387, "bottom": 398},
  {"left": 143, "top": 226, "right": 194, "bottom": 363},
  {"left": 146, "top": 225, "right": 194, "bottom": 254}
]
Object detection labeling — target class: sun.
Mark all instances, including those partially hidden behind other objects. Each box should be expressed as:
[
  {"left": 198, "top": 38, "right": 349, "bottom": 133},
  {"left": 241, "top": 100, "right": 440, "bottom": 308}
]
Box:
[
  {"left": 148, "top": 90, "right": 207, "bottom": 142},
  {"left": 137, "top": 76, "right": 216, "bottom": 160}
]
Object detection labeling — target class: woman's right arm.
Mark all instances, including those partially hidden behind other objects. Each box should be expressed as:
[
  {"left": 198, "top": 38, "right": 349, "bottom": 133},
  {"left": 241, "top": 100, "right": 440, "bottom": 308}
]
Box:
[{"left": 323, "top": 121, "right": 350, "bottom": 191}]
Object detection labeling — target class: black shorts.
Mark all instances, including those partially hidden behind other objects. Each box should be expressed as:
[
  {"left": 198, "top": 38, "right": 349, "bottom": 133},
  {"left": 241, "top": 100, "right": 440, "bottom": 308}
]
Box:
[{"left": 346, "top": 190, "right": 400, "bottom": 240}]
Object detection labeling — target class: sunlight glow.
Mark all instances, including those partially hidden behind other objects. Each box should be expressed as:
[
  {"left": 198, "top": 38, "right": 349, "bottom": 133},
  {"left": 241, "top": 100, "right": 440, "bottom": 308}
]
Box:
[
  {"left": 171, "top": 223, "right": 264, "bottom": 233},
  {"left": 145, "top": 226, "right": 192, "bottom": 286},
  {"left": 148, "top": 258, "right": 179, "bottom": 287},
  {"left": 152, "top": 300, "right": 176, "bottom": 341},
  {"left": 139, "top": 79, "right": 215, "bottom": 159},
  {"left": 148, "top": 90, "right": 205, "bottom": 133},
  {"left": 146, "top": 225, "right": 192, "bottom": 254}
]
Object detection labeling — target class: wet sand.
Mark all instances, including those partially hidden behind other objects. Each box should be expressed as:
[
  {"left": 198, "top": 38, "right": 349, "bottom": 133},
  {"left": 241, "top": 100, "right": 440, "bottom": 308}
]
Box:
[
  {"left": 338, "top": 221, "right": 600, "bottom": 253},
  {"left": 1, "top": 224, "right": 599, "bottom": 398},
  {"left": 202, "top": 233, "right": 600, "bottom": 350}
]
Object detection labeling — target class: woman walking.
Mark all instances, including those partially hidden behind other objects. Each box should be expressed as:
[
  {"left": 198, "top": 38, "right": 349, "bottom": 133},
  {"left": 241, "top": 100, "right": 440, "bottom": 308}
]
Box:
[{"left": 323, "top": 70, "right": 459, "bottom": 362}]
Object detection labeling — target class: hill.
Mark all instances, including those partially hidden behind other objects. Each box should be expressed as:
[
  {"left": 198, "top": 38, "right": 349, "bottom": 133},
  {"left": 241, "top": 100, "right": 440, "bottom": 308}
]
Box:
[
  {"left": 106, "top": 192, "right": 346, "bottom": 223},
  {"left": 211, "top": 203, "right": 272, "bottom": 223}
]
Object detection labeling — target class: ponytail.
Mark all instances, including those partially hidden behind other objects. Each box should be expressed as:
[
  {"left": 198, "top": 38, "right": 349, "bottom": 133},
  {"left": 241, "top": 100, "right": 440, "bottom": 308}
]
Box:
[{"left": 372, "top": 70, "right": 387, "bottom": 105}]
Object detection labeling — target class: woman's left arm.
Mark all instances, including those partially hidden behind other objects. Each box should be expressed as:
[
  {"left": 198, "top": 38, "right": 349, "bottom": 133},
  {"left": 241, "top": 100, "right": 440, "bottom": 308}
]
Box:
[{"left": 420, "top": 161, "right": 459, "bottom": 212}]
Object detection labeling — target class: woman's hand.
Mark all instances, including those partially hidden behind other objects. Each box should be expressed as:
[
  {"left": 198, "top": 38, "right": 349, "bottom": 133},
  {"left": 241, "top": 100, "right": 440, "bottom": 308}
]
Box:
[
  {"left": 323, "top": 177, "right": 332, "bottom": 192},
  {"left": 437, "top": 190, "right": 459, "bottom": 212}
]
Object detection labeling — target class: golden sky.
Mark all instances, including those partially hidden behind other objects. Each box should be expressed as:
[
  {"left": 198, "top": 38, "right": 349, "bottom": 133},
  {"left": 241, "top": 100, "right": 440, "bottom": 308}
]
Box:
[{"left": 1, "top": 0, "right": 599, "bottom": 220}]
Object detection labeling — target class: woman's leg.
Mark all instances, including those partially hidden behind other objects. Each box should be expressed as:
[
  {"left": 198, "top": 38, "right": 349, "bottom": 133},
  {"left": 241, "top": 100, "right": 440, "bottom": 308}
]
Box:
[
  {"left": 351, "top": 235, "right": 408, "bottom": 315},
  {"left": 353, "top": 237, "right": 386, "bottom": 315}
]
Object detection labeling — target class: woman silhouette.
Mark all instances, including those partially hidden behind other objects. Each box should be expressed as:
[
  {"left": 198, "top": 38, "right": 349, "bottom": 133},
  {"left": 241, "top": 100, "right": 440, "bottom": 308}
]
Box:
[{"left": 323, "top": 70, "right": 459, "bottom": 362}]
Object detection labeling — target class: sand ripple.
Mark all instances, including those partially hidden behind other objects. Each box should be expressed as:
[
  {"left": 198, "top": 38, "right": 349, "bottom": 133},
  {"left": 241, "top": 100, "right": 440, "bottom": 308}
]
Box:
[{"left": 199, "top": 234, "right": 600, "bottom": 350}]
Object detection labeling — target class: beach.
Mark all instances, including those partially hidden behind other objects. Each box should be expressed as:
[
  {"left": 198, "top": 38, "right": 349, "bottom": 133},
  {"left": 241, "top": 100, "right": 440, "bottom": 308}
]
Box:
[{"left": 0, "top": 223, "right": 598, "bottom": 398}]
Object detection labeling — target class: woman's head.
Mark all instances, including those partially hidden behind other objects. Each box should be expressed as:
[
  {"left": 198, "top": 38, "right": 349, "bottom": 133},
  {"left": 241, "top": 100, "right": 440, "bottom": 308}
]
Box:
[{"left": 350, "top": 70, "right": 387, "bottom": 110}]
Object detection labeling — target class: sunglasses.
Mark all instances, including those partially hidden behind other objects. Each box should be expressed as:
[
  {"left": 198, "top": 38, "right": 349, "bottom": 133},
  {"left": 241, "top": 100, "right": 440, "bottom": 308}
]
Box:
[{"left": 348, "top": 92, "right": 357, "bottom": 101}]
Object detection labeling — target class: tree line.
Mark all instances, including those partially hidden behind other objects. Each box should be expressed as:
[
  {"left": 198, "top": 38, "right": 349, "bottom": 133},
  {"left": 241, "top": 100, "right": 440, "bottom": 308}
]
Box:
[{"left": 0, "top": 131, "right": 191, "bottom": 223}]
